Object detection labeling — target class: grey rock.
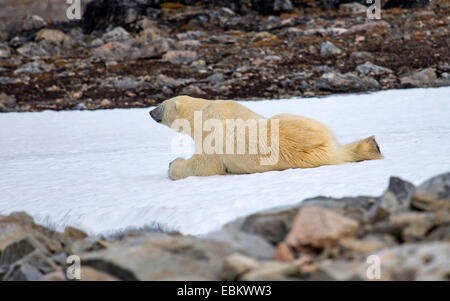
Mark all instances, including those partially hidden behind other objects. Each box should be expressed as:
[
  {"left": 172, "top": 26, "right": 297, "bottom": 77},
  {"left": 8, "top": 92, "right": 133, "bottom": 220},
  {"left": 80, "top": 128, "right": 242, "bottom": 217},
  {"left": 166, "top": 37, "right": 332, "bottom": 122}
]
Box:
[
  {"left": 75, "top": 103, "right": 87, "bottom": 110},
  {"left": 0, "top": 77, "right": 21, "bottom": 85},
  {"left": 356, "top": 62, "right": 393, "bottom": 76},
  {"left": 179, "top": 39, "right": 201, "bottom": 48},
  {"left": 351, "top": 51, "right": 374, "bottom": 61},
  {"left": 102, "top": 27, "right": 132, "bottom": 43},
  {"left": 400, "top": 68, "right": 437, "bottom": 87},
  {"left": 205, "top": 223, "right": 275, "bottom": 260},
  {"left": 113, "top": 77, "right": 146, "bottom": 90},
  {"left": 6, "top": 15, "right": 46, "bottom": 39},
  {"left": 131, "top": 39, "right": 170, "bottom": 59},
  {"left": 304, "top": 28, "right": 348, "bottom": 36},
  {"left": 316, "top": 71, "right": 381, "bottom": 92},
  {"left": 207, "top": 73, "right": 225, "bottom": 85},
  {"left": 320, "top": 41, "right": 342, "bottom": 56},
  {"left": 0, "top": 235, "right": 48, "bottom": 265},
  {"left": 312, "top": 260, "right": 365, "bottom": 281},
  {"left": 81, "top": 234, "right": 235, "bottom": 280},
  {"left": 369, "top": 177, "right": 416, "bottom": 222},
  {"left": 313, "top": 65, "right": 334, "bottom": 73},
  {"left": 2, "top": 262, "right": 43, "bottom": 281},
  {"left": 416, "top": 172, "right": 450, "bottom": 200},
  {"left": 14, "top": 61, "right": 54, "bottom": 74},
  {"left": 373, "top": 242, "right": 450, "bottom": 280},
  {"left": 0, "top": 43, "right": 11, "bottom": 59},
  {"left": 176, "top": 31, "right": 206, "bottom": 41},
  {"left": 17, "top": 43, "right": 50, "bottom": 58},
  {"left": 274, "top": 0, "right": 294, "bottom": 13},
  {"left": 0, "top": 93, "right": 16, "bottom": 112},
  {"left": 339, "top": 2, "right": 367, "bottom": 14},
  {"left": 163, "top": 50, "right": 197, "bottom": 65},
  {"left": 90, "top": 38, "right": 104, "bottom": 48}
]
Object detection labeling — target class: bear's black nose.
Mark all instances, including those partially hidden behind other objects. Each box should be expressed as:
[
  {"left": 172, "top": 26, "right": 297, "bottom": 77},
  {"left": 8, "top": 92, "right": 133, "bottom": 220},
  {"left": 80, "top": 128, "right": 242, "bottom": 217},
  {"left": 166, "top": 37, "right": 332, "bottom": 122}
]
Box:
[{"left": 149, "top": 107, "right": 162, "bottom": 123}]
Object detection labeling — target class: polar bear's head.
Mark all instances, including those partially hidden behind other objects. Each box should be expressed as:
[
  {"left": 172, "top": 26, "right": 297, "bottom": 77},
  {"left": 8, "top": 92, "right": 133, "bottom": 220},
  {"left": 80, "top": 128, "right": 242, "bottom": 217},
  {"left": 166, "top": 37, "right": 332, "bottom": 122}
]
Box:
[{"left": 149, "top": 95, "right": 211, "bottom": 127}]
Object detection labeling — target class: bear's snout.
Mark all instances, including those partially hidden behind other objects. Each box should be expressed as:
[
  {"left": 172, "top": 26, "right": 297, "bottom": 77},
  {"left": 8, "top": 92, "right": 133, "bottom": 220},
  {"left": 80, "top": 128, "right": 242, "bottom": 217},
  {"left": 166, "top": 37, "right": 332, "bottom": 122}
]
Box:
[{"left": 149, "top": 106, "right": 163, "bottom": 123}]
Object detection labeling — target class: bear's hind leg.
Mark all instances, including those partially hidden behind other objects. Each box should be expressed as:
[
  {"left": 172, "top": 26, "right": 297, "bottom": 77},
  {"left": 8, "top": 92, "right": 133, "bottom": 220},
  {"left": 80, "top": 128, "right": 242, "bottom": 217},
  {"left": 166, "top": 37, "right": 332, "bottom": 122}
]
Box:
[{"left": 168, "top": 154, "right": 226, "bottom": 180}]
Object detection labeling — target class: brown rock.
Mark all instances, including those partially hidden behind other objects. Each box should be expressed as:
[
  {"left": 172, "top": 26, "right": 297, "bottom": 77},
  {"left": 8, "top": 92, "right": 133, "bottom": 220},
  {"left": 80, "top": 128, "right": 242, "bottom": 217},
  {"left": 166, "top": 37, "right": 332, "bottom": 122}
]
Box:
[
  {"left": 60, "top": 226, "right": 88, "bottom": 241},
  {"left": 285, "top": 206, "right": 359, "bottom": 249},
  {"left": 221, "top": 253, "right": 259, "bottom": 280},
  {"left": 274, "top": 242, "right": 295, "bottom": 262},
  {"left": 411, "top": 193, "right": 450, "bottom": 212},
  {"left": 92, "top": 42, "right": 131, "bottom": 60},
  {"left": 81, "top": 267, "right": 119, "bottom": 281}
]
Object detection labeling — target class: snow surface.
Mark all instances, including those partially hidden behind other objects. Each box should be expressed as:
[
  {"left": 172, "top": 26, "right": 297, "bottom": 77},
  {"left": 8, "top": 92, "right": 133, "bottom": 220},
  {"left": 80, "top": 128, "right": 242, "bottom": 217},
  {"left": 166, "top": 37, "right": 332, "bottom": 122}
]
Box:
[{"left": 1, "top": 87, "right": 449, "bottom": 235}]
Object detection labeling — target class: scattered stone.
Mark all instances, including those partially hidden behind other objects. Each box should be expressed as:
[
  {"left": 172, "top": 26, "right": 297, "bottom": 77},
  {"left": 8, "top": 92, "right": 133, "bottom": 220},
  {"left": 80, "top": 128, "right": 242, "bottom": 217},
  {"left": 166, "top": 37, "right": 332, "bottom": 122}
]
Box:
[
  {"left": 339, "top": 2, "right": 367, "bottom": 14},
  {"left": 0, "top": 235, "right": 48, "bottom": 265},
  {"left": 180, "top": 84, "right": 206, "bottom": 97},
  {"left": 206, "top": 73, "right": 225, "bottom": 85},
  {"left": 285, "top": 206, "right": 359, "bottom": 249},
  {"left": 351, "top": 51, "right": 374, "bottom": 61},
  {"left": 311, "top": 260, "right": 364, "bottom": 281},
  {"left": 206, "top": 223, "right": 275, "bottom": 260},
  {"left": 390, "top": 212, "right": 435, "bottom": 242},
  {"left": 102, "top": 27, "right": 132, "bottom": 43},
  {"left": 343, "top": 21, "right": 390, "bottom": 36},
  {"left": 416, "top": 172, "right": 450, "bottom": 201},
  {"left": 221, "top": 253, "right": 259, "bottom": 280},
  {"left": 113, "top": 77, "right": 146, "bottom": 90},
  {"left": 0, "top": 93, "right": 16, "bottom": 112},
  {"left": 369, "top": 177, "right": 415, "bottom": 222},
  {"left": 100, "top": 99, "right": 112, "bottom": 107},
  {"left": 16, "top": 43, "right": 50, "bottom": 58},
  {"left": 81, "top": 234, "right": 235, "bottom": 280},
  {"left": 0, "top": 43, "right": 11, "bottom": 59},
  {"left": 163, "top": 50, "right": 197, "bottom": 65},
  {"left": 316, "top": 71, "right": 381, "bottom": 92},
  {"left": 92, "top": 42, "right": 131, "bottom": 60},
  {"left": 356, "top": 62, "right": 393, "bottom": 76},
  {"left": 131, "top": 39, "right": 170, "bottom": 59},
  {"left": 60, "top": 227, "right": 88, "bottom": 241},
  {"left": 14, "top": 61, "right": 54, "bottom": 74},
  {"left": 320, "top": 41, "right": 342, "bottom": 55},
  {"left": 400, "top": 68, "right": 437, "bottom": 87},
  {"left": 36, "top": 29, "right": 75, "bottom": 49},
  {"left": 374, "top": 242, "right": 450, "bottom": 280}
]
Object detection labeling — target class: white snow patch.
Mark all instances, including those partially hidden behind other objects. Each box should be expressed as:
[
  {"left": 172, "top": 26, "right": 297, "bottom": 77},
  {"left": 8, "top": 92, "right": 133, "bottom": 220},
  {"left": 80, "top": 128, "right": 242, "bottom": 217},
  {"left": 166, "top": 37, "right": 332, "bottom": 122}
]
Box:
[{"left": 1, "top": 87, "right": 449, "bottom": 235}]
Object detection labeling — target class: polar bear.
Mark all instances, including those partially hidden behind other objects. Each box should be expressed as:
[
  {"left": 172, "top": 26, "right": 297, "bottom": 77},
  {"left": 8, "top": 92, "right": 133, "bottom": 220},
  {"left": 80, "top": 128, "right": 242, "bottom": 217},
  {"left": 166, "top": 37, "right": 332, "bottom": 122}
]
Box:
[{"left": 150, "top": 96, "right": 382, "bottom": 180}]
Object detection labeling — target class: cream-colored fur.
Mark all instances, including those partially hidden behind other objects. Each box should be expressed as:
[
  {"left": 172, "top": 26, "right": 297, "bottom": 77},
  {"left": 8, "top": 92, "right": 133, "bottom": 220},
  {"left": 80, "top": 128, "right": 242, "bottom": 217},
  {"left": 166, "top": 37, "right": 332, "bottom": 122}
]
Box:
[{"left": 150, "top": 96, "right": 383, "bottom": 180}]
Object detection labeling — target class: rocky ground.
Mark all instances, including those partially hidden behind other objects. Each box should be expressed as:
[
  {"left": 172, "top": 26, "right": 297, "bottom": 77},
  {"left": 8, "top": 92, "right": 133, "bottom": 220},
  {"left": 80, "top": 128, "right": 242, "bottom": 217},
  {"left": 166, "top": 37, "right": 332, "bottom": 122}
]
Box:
[
  {"left": 0, "top": 172, "right": 449, "bottom": 281},
  {"left": 0, "top": 0, "right": 449, "bottom": 112}
]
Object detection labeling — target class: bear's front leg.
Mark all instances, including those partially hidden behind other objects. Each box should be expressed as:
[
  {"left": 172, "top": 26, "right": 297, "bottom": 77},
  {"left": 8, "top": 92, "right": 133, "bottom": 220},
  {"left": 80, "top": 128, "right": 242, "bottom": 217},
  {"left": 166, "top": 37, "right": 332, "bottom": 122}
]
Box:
[{"left": 168, "top": 154, "right": 226, "bottom": 180}]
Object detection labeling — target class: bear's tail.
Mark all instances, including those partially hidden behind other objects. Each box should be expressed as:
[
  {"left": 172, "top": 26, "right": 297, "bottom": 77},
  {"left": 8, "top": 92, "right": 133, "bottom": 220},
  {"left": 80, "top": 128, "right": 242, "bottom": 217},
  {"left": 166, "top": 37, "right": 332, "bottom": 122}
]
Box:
[{"left": 342, "top": 136, "right": 383, "bottom": 162}]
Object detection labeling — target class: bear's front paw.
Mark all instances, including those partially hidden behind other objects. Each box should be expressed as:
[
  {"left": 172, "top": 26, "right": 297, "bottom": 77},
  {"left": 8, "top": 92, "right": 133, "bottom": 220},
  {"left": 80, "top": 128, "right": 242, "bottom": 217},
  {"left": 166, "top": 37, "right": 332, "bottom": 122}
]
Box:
[{"left": 168, "top": 158, "right": 186, "bottom": 180}]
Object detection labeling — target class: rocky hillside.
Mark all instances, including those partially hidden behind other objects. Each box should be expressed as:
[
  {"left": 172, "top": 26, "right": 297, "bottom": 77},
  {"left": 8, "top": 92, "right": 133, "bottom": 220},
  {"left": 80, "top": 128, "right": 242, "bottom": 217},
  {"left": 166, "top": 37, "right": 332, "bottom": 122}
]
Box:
[
  {"left": 1, "top": 172, "right": 448, "bottom": 280},
  {"left": 0, "top": 0, "right": 449, "bottom": 112}
]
